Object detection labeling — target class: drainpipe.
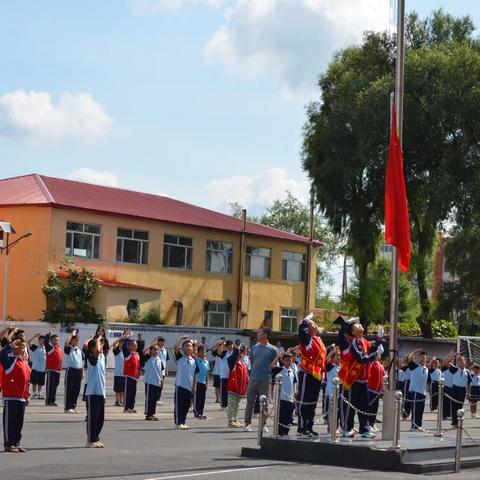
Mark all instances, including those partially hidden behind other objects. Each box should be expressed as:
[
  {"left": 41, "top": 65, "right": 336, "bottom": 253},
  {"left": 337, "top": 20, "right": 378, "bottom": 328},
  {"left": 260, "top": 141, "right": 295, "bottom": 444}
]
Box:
[
  {"left": 237, "top": 209, "right": 247, "bottom": 328},
  {"left": 174, "top": 299, "right": 183, "bottom": 326},
  {"left": 305, "top": 189, "right": 315, "bottom": 313}
]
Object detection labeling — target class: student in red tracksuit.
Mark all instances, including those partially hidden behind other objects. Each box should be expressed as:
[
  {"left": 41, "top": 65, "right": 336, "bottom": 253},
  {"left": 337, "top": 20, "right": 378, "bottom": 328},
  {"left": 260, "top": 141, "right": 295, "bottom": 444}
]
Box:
[
  {"left": 45, "top": 333, "right": 63, "bottom": 406},
  {"left": 226, "top": 346, "right": 248, "bottom": 428},
  {"left": 0, "top": 339, "right": 31, "bottom": 452},
  {"left": 121, "top": 335, "right": 140, "bottom": 413},
  {"left": 367, "top": 354, "right": 384, "bottom": 432}
]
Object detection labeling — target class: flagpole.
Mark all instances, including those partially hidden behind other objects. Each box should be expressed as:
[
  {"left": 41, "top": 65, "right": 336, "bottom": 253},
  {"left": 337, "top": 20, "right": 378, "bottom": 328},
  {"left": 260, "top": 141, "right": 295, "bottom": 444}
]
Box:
[{"left": 383, "top": 0, "right": 405, "bottom": 441}]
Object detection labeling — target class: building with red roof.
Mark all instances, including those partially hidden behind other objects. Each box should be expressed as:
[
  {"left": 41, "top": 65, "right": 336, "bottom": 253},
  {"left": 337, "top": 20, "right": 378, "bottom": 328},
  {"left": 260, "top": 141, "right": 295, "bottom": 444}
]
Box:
[{"left": 0, "top": 174, "right": 319, "bottom": 330}]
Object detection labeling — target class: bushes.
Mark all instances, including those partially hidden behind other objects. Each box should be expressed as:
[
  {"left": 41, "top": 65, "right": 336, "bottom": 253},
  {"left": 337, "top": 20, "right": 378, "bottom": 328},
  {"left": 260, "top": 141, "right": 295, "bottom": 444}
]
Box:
[{"left": 432, "top": 319, "right": 458, "bottom": 338}]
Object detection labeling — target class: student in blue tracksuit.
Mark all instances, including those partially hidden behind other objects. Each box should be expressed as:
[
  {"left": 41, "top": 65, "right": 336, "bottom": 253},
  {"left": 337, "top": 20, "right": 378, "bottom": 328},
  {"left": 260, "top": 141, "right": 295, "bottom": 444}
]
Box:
[
  {"left": 212, "top": 339, "right": 233, "bottom": 409},
  {"left": 442, "top": 352, "right": 457, "bottom": 420},
  {"left": 112, "top": 332, "right": 129, "bottom": 407},
  {"left": 27, "top": 333, "right": 46, "bottom": 399},
  {"left": 449, "top": 354, "right": 471, "bottom": 426},
  {"left": 85, "top": 335, "right": 106, "bottom": 448},
  {"left": 405, "top": 349, "right": 429, "bottom": 430},
  {"left": 469, "top": 364, "right": 480, "bottom": 418},
  {"left": 428, "top": 357, "right": 442, "bottom": 411},
  {"left": 193, "top": 345, "right": 209, "bottom": 419},
  {"left": 174, "top": 335, "right": 198, "bottom": 430},
  {"left": 157, "top": 337, "right": 169, "bottom": 405},
  {"left": 143, "top": 337, "right": 164, "bottom": 421},
  {"left": 64, "top": 331, "right": 84, "bottom": 413}
]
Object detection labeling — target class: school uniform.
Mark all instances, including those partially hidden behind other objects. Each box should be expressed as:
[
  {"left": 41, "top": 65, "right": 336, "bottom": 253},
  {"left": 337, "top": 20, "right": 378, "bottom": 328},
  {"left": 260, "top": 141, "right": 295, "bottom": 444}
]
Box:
[
  {"left": 174, "top": 351, "right": 198, "bottom": 426},
  {"left": 212, "top": 353, "right": 221, "bottom": 392},
  {"left": 402, "top": 366, "right": 412, "bottom": 416},
  {"left": 193, "top": 357, "right": 209, "bottom": 417},
  {"left": 123, "top": 342, "right": 141, "bottom": 412},
  {"left": 0, "top": 344, "right": 30, "bottom": 450},
  {"left": 297, "top": 319, "right": 326, "bottom": 435},
  {"left": 85, "top": 352, "right": 106, "bottom": 444},
  {"left": 29, "top": 344, "right": 46, "bottom": 388},
  {"left": 216, "top": 350, "right": 232, "bottom": 408},
  {"left": 396, "top": 368, "right": 405, "bottom": 393},
  {"left": 64, "top": 344, "right": 84, "bottom": 411},
  {"left": 272, "top": 365, "right": 297, "bottom": 436},
  {"left": 242, "top": 354, "right": 251, "bottom": 374},
  {"left": 144, "top": 354, "right": 164, "bottom": 418},
  {"left": 407, "top": 361, "right": 429, "bottom": 429},
  {"left": 44, "top": 334, "right": 63, "bottom": 406},
  {"left": 367, "top": 360, "right": 384, "bottom": 427},
  {"left": 470, "top": 372, "right": 480, "bottom": 403},
  {"left": 450, "top": 366, "right": 471, "bottom": 426},
  {"left": 157, "top": 347, "right": 169, "bottom": 401},
  {"left": 429, "top": 367, "right": 442, "bottom": 411},
  {"left": 323, "top": 362, "right": 340, "bottom": 426},
  {"left": 113, "top": 347, "right": 125, "bottom": 394},
  {"left": 442, "top": 367, "right": 453, "bottom": 419}
]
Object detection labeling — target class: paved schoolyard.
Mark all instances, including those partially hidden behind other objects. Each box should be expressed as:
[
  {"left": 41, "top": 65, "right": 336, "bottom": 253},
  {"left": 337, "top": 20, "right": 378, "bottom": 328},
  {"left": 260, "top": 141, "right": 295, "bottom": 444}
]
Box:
[{"left": 2, "top": 374, "right": 480, "bottom": 480}]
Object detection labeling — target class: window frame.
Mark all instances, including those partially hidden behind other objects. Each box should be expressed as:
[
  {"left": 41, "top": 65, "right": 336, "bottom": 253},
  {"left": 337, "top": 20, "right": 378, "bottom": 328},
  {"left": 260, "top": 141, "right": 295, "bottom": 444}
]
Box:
[
  {"left": 116, "top": 228, "right": 150, "bottom": 265},
  {"left": 65, "top": 221, "right": 101, "bottom": 260},
  {"left": 162, "top": 234, "right": 193, "bottom": 270},
  {"left": 203, "top": 301, "right": 232, "bottom": 329},
  {"left": 205, "top": 240, "right": 234, "bottom": 274},
  {"left": 280, "top": 307, "right": 298, "bottom": 333},
  {"left": 282, "top": 250, "right": 306, "bottom": 282},
  {"left": 245, "top": 245, "right": 272, "bottom": 279}
]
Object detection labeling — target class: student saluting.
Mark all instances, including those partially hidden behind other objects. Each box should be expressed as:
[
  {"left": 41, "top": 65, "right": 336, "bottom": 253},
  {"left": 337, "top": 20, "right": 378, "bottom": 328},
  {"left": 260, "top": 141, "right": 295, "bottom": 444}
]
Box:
[
  {"left": 44, "top": 332, "right": 63, "bottom": 407},
  {"left": 64, "top": 330, "right": 84, "bottom": 414}
]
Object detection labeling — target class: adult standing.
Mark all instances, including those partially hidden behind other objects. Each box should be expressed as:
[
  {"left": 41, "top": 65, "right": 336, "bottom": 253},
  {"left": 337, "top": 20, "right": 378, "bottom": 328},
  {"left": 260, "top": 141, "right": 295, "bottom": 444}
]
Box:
[{"left": 243, "top": 327, "right": 277, "bottom": 432}]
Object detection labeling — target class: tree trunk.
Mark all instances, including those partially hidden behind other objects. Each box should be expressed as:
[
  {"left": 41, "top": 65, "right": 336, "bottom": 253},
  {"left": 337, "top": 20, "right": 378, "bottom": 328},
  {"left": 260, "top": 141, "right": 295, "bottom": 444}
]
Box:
[{"left": 416, "top": 235, "right": 433, "bottom": 338}]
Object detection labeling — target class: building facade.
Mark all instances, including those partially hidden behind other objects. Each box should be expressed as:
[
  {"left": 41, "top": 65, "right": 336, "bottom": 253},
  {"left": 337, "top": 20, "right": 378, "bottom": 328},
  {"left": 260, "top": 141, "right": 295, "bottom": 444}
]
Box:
[{"left": 0, "top": 174, "right": 318, "bottom": 332}]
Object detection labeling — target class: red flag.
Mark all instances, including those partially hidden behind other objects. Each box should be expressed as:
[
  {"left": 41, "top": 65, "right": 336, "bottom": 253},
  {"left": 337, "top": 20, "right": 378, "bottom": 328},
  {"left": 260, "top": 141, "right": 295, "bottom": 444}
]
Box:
[{"left": 385, "top": 104, "right": 411, "bottom": 272}]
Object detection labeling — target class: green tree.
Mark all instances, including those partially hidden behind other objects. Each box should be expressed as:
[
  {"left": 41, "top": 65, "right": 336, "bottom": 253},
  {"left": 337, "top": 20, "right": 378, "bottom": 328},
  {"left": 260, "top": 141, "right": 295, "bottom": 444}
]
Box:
[
  {"left": 303, "top": 10, "right": 480, "bottom": 337},
  {"left": 42, "top": 258, "right": 103, "bottom": 327}
]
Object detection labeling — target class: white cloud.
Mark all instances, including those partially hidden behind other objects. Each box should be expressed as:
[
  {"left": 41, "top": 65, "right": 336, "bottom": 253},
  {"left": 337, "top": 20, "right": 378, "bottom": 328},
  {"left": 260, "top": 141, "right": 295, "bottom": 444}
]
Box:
[
  {"left": 207, "top": 167, "right": 308, "bottom": 214},
  {"left": 132, "top": 0, "right": 224, "bottom": 15},
  {"left": 66, "top": 168, "right": 120, "bottom": 188},
  {"left": 204, "top": 0, "right": 390, "bottom": 100},
  {"left": 0, "top": 90, "right": 113, "bottom": 141}
]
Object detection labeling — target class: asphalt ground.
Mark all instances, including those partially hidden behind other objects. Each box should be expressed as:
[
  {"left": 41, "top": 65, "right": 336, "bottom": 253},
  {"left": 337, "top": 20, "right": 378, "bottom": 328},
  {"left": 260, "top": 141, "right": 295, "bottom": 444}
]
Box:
[{"left": 2, "top": 374, "right": 480, "bottom": 480}]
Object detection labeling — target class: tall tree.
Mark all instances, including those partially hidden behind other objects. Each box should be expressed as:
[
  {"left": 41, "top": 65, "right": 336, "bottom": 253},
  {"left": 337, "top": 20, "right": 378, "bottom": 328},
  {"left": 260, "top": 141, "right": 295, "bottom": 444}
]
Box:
[{"left": 303, "top": 10, "right": 480, "bottom": 337}]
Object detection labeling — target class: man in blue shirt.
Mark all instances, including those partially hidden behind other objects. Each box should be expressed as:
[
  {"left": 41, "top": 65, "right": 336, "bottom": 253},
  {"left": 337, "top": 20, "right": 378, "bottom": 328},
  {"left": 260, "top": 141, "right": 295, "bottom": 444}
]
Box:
[{"left": 243, "top": 327, "right": 277, "bottom": 432}]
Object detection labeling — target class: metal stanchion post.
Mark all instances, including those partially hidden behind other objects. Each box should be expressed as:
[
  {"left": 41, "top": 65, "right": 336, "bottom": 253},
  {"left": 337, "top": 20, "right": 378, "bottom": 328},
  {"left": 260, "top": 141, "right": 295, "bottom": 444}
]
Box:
[
  {"left": 257, "top": 395, "right": 267, "bottom": 446},
  {"left": 435, "top": 378, "right": 445, "bottom": 437},
  {"left": 391, "top": 390, "right": 402, "bottom": 449},
  {"left": 273, "top": 374, "right": 283, "bottom": 437},
  {"left": 330, "top": 377, "right": 340, "bottom": 443},
  {"left": 454, "top": 409, "right": 465, "bottom": 473}
]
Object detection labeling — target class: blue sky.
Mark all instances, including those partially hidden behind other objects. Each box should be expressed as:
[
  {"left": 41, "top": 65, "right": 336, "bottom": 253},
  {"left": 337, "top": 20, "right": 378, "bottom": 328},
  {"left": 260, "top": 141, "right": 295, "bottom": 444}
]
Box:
[{"left": 1, "top": 0, "right": 478, "bottom": 217}]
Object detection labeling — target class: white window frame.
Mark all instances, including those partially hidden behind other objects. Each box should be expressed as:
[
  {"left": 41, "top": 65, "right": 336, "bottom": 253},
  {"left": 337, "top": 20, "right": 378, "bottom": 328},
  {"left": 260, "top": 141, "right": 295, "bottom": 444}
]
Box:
[
  {"left": 65, "top": 221, "right": 101, "bottom": 260},
  {"left": 206, "top": 240, "right": 233, "bottom": 274},
  {"left": 116, "top": 228, "right": 149, "bottom": 265},
  {"left": 245, "top": 246, "right": 271, "bottom": 279},
  {"left": 282, "top": 251, "right": 306, "bottom": 282},
  {"left": 280, "top": 307, "right": 298, "bottom": 333},
  {"left": 203, "top": 301, "right": 231, "bottom": 328},
  {"left": 163, "top": 234, "right": 193, "bottom": 270}
]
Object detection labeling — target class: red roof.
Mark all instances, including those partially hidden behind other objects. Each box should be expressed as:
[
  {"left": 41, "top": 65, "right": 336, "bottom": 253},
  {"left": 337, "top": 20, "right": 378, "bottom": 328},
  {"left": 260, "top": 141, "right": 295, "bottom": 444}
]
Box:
[{"left": 0, "top": 174, "right": 315, "bottom": 244}]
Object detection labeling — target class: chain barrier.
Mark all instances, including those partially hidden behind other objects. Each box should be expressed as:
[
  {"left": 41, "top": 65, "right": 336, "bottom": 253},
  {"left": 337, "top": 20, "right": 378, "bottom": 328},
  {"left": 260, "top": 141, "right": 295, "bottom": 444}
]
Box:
[
  {"left": 444, "top": 392, "right": 466, "bottom": 406},
  {"left": 339, "top": 393, "right": 385, "bottom": 417},
  {"left": 403, "top": 391, "right": 438, "bottom": 404},
  {"left": 462, "top": 426, "right": 480, "bottom": 447}
]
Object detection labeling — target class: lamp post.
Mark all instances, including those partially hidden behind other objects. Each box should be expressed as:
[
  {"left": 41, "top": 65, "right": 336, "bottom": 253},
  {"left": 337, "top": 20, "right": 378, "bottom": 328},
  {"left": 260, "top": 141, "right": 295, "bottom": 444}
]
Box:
[{"left": 0, "top": 222, "right": 32, "bottom": 326}]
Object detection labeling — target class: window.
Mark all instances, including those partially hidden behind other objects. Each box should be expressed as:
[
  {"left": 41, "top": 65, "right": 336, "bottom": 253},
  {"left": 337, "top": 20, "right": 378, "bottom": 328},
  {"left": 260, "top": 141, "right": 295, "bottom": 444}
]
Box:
[
  {"left": 116, "top": 228, "right": 149, "bottom": 264},
  {"left": 282, "top": 251, "right": 306, "bottom": 282},
  {"left": 380, "top": 245, "right": 393, "bottom": 253},
  {"left": 280, "top": 308, "right": 298, "bottom": 333},
  {"left": 246, "top": 246, "right": 271, "bottom": 278},
  {"left": 263, "top": 310, "right": 273, "bottom": 329},
  {"left": 163, "top": 234, "right": 193, "bottom": 270},
  {"left": 203, "top": 301, "right": 231, "bottom": 328},
  {"left": 206, "top": 240, "right": 233, "bottom": 274},
  {"left": 65, "top": 221, "right": 101, "bottom": 259}
]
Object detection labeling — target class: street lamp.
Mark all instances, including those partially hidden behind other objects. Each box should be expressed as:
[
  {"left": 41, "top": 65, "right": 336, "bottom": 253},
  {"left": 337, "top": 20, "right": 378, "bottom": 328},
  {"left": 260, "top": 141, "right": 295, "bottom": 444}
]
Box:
[{"left": 0, "top": 222, "right": 33, "bottom": 326}]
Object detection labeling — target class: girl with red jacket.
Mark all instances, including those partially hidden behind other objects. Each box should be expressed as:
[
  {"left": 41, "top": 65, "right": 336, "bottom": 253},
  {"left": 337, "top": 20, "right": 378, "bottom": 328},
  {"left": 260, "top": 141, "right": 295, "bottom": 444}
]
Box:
[
  {"left": 226, "top": 346, "right": 248, "bottom": 428},
  {"left": 121, "top": 335, "right": 140, "bottom": 413}
]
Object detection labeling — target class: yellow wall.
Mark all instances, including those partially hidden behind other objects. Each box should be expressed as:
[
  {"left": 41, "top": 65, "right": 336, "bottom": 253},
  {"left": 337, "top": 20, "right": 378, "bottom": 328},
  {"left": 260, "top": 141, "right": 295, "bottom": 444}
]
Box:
[
  {"left": 1, "top": 205, "right": 316, "bottom": 331},
  {"left": 0, "top": 206, "right": 52, "bottom": 321}
]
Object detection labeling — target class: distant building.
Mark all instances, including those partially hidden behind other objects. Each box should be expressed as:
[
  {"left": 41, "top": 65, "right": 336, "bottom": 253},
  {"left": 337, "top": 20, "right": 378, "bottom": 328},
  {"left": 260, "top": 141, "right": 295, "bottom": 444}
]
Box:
[
  {"left": 0, "top": 174, "right": 319, "bottom": 332},
  {"left": 432, "top": 234, "right": 454, "bottom": 301}
]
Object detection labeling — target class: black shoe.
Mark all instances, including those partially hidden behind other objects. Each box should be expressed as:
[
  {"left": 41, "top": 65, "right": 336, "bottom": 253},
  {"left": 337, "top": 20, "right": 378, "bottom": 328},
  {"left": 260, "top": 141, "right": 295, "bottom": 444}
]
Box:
[{"left": 308, "top": 430, "right": 320, "bottom": 437}]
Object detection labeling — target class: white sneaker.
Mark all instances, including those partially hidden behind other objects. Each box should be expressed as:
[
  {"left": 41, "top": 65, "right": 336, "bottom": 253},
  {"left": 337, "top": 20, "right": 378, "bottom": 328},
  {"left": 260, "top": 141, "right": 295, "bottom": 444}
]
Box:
[
  {"left": 262, "top": 426, "right": 269, "bottom": 434},
  {"left": 342, "top": 430, "right": 354, "bottom": 438},
  {"left": 243, "top": 424, "right": 252, "bottom": 432},
  {"left": 361, "top": 431, "right": 376, "bottom": 439}
]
